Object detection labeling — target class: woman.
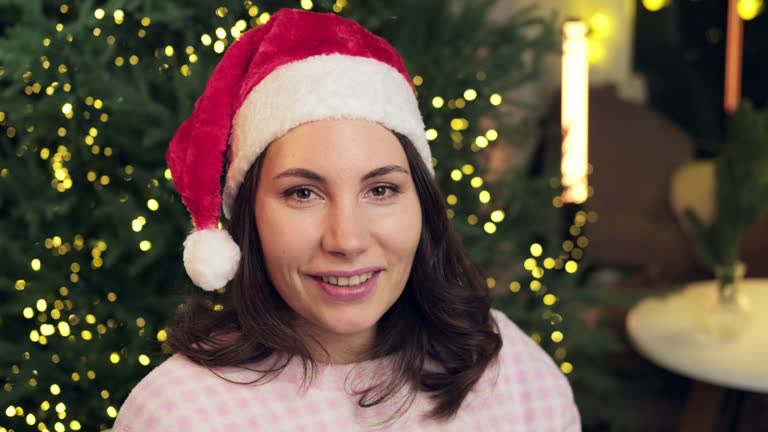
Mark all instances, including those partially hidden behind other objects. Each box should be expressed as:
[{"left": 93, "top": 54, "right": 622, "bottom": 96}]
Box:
[{"left": 113, "top": 8, "right": 580, "bottom": 431}]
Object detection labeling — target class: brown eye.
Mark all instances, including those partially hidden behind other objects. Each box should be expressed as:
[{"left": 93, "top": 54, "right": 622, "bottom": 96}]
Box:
[
  {"left": 371, "top": 186, "right": 388, "bottom": 197},
  {"left": 294, "top": 188, "right": 313, "bottom": 199}
]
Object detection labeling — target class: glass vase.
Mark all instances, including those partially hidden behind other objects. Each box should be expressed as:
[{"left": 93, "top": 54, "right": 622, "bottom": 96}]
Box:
[{"left": 702, "top": 261, "right": 751, "bottom": 340}]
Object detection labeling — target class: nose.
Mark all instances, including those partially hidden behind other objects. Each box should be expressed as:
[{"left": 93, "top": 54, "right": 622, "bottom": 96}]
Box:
[{"left": 321, "top": 199, "right": 370, "bottom": 258}]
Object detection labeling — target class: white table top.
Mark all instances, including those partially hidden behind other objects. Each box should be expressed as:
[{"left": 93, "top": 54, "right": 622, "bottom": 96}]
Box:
[{"left": 626, "top": 278, "right": 768, "bottom": 393}]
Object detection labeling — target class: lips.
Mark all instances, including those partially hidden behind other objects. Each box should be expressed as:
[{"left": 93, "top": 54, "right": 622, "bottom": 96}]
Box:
[
  {"left": 319, "top": 272, "right": 374, "bottom": 287},
  {"left": 312, "top": 270, "right": 381, "bottom": 302}
]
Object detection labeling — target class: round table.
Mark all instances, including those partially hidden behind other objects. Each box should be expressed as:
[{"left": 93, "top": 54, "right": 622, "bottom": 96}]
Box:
[{"left": 626, "top": 277, "right": 768, "bottom": 393}]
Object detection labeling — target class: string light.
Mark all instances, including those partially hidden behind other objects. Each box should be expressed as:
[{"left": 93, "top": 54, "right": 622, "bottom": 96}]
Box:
[{"left": 642, "top": 0, "right": 670, "bottom": 12}]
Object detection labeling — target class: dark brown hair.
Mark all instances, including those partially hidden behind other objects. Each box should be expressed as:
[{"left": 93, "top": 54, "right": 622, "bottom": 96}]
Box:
[{"left": 167, "top": 132, "right": 502, "bottom": 421}]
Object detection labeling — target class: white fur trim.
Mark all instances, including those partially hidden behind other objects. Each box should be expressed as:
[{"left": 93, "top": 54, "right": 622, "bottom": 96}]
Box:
[
  {"left": 223, "top": 54, "right": 430, "bottom": 218},
  {"left": 183, "top": 229, "right": 241, "bottom": 291}
]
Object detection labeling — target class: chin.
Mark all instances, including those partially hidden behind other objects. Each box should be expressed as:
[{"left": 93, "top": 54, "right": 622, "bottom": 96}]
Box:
[{"left": 317, "top": 306, "right": 382, "bottom": 335}]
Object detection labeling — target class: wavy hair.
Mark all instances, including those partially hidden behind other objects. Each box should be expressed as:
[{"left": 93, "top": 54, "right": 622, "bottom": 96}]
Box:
[{"left": 166, "top": 132, "right": 502, "bottom": 421}]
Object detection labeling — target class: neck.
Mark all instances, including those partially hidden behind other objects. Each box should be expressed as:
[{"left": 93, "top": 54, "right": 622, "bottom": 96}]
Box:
[{"left": 299, "top": 323, "right": 375, "bottom": 365}]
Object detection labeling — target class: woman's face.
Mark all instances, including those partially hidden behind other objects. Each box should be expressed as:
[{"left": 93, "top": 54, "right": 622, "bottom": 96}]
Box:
[{"left": 254, "top": 119, "right": 422, "bottom": 353}]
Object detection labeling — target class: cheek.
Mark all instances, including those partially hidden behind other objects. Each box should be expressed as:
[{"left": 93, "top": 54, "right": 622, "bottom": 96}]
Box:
[
  {"left": 255, "top": 201, "right": 315, "bottom": 275},
  {"left": 373, "top": 197, "right": 422, "bottom": 257}
]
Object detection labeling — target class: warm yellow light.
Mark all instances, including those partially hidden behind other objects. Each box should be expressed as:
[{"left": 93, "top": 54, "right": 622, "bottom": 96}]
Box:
[
  {"left": 489, "top": 94, "right": 502, "bottom": 105},
  {"left": 157, "top": 329, "right": 167, "bottom": 342},
  {"left": 413, "top": 75, "right": 423, "bottom": 86},
  {"left": 201, "top": 34, "right": 212, "bottom": 46},
  {"left": 61, "top": 103, "right": 72, "bottom": 115},
  {"left": 425, "top": 129, "right": 438, "bottom": 141},
  {"left": 57, "top": 322, "right": 70, "bottom": 337},
  {"left": 560, "top": 361, "right": 574, "bottom": 374},
  {"left": 478, "top": 190, "right": 491, "bottom": 203},
  {"left": 470, "top": 177, "right": 483, "bottom": 188},
  {"left": 106, "top": 406, "right": 117, "bottom": 418},
  {"left": 543, "top": 294, "right": 557, "bottom": 306},
  {"left": 588, "top": 39, "right": 607, "bottom": 65},
  {"left": 70, "top": 420, "right": 82, "bottom": 430},
  {"left": 524, "top": 258, "right": 536, "bottom": 271},
  {"left": 81, "top": 330, "right": 93, "bottom": 340},
  {"left": 110, "top": 352, "right": 120, "bottom": 364},
  {"left": 94, "top": 9, "right": 105, "bottom": 19},
  {"left": 463, "top": 89, "right": 477, "bottom": 101},
  {"left": 23, "top": 307, "right": 34, "bottom": 319},
  {"left": 139, "top": 354, "right": 151, "bottom": 366},
  {"left": 589, "top": 12, "right": 611, "bottom": 39},
  {"left": 450, "top": 170, "right": 463, "bottom": 181},
  {"left": 446, "top": 195, "right": 458, "bottom": 205},
  {"left": 36, "top": 299, "right": 47, "bottom": 312},
  {"left": 164, "top": 46, "right": 174, "bottom": 56},
  {"left": 461, "top": 164, "right": 475, "bottom": 175},
  {"left": 551, "top": 331, "right": 564, "bottom": 343},
  {"left": 561, "top": 21, "right": 589, "bottom": 204},
  {"left": 450, "top": 118, "right": 469, "bottom": 130},
  {"left": 483, "top": 222, "right": 497, "bottom": 234},
  {"left": 41, "top": 324, "right": 55, "bottom": 336},
  {"left": 214, "top": 41, "right": 225, "bottom": 54},
  {"left": 301, "top": 0, "right": 313, "bottom": 10},
  {"left": 565, "top": 260, "right": 579, "bottom": 273},
  {"left": 509, "top": 281, "right": 521, "bottom": 292},
  {"left": 738, "top": 0, "right": 764, "bottom": 20},
  {"left": 147, "top": 199, "right": 159, "bottom": 211},
  {"left": 164, "top": 168, "right": 173, "bottom": 180},
  {"left": 475, "top": 136, "right": 489, "bottom": 148},
  {"left": 490, "top": 210, "right": 505, "bottom": 222},
  {"left": 642, "top": 0, "right": 670, "bottom": 12},
  {"left": 530, "top": 243, "right": 543, "bottom": 257},
  {"left": 432, "top": 97, "right": 444, "bottom": 108},
  {"left": 50, "top": 384, "right": 61, "bottom": 395}
]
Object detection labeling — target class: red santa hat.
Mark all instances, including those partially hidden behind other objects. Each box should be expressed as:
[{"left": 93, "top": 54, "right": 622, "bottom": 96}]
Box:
[{"left": 166, "top": 9, "right": 431, "bottom": 291}]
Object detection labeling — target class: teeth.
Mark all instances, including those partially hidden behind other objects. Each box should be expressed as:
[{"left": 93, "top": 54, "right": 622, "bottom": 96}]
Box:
[{"left": 321, "top": 272, "right": 373, "bottom": 287}]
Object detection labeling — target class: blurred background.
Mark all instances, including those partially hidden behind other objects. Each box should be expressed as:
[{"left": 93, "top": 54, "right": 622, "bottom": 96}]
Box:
[{"left": 1, "top": 0, "right": 767, "bottom": 430}]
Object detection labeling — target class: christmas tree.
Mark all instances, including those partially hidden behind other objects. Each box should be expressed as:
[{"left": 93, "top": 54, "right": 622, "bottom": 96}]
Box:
[{"left": 0, "top": 1, "right": 621, "bottom": 430}]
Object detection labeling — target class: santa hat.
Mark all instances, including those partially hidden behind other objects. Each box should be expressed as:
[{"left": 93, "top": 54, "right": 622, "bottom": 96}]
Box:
[{"left": 166, "top": 9, "right": 431, "bottom": 291}]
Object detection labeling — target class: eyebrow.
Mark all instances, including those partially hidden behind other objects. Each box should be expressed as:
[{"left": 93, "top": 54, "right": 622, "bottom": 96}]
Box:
[{"left": 273, "top": 165, "right": 410, "bottom": 183}]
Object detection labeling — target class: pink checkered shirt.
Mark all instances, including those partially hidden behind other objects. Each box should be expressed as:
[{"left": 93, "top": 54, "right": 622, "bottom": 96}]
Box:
[{"left": 112, "top": 310, "right": 580, "bottom": 431}]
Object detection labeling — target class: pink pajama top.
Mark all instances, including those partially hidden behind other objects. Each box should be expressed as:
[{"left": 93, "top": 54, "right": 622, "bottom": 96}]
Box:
[{"left": 113, "top": 310, "right": 580, "bottom": 431}]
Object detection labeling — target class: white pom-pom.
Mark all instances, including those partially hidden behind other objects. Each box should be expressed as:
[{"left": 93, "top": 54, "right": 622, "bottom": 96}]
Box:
[{"left": 183, "top": 229, "right": 241, "bottom": 291}]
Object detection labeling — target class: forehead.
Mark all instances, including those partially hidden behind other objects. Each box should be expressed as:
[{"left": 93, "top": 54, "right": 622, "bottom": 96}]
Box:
[{"left": 263, "top": 119, "right": 407, "bottom": 173}]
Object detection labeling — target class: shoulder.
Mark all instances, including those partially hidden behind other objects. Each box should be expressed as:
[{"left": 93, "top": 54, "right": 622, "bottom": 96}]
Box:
[
  {"left": 487, "top": 309, "right": 582, "bottom": 431},
  {"left": 111, "top": 354, "right": 228, "bottom": 431}
]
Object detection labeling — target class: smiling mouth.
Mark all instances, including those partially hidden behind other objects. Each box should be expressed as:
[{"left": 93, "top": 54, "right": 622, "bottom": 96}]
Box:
[{"left": 318, "top": 272, "right": 375, "bottom": 287}]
